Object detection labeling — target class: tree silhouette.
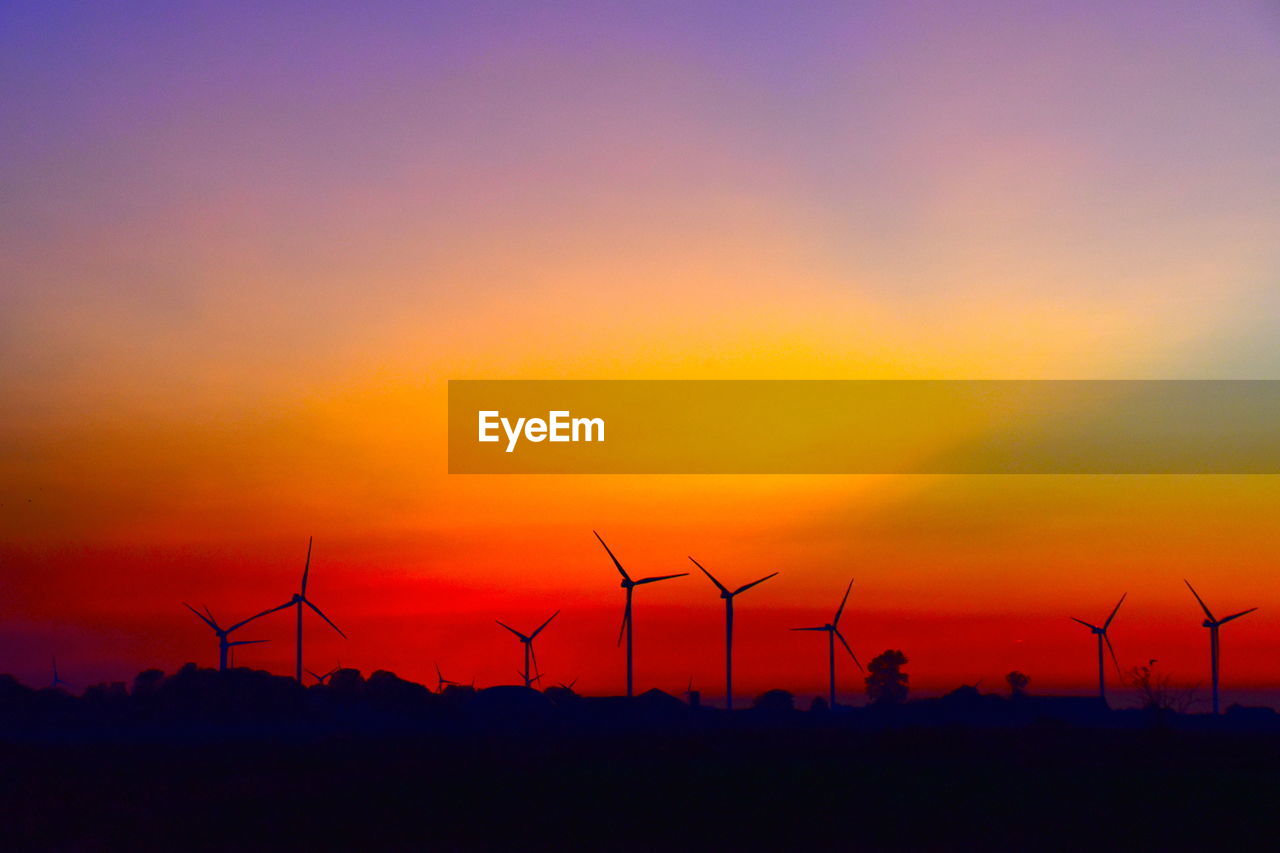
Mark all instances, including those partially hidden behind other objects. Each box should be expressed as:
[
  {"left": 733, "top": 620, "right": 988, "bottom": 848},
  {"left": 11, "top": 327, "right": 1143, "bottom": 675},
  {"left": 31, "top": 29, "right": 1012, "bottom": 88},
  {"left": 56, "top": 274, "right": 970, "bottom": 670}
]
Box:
[
  {"left": 1125, "top": 662, "right": 1196, "bottom": 714},
  {"left": 1005, "top": 670, "right": 1030, "bottom": 697},
  {"left": 865, "top": 650, "right": 908, "bottom": 705}
]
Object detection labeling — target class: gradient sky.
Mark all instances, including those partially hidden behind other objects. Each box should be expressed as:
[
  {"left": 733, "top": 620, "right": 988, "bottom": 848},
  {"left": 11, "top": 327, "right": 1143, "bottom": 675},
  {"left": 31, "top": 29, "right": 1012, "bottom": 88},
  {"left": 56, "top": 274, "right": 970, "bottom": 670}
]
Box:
[{"left": 3, "top": 2, "right": 1280, "bottom": 705}]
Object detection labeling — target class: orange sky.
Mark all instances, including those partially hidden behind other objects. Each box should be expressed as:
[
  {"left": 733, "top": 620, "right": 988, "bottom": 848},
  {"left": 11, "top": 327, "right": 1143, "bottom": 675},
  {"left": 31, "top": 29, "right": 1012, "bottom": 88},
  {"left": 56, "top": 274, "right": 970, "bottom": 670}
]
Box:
[{"left": 2, "top": 2, "right": 1280, "bottom": 705}]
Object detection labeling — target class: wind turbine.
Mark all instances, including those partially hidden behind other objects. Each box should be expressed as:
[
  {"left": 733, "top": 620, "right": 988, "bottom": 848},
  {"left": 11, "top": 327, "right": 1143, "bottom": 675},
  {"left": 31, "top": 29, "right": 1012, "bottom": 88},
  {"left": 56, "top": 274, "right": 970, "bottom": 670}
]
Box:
[
  {"left": 792, "top": 578, "right": 862, "bottom": 709},
  {"left": 685, "top": 675, "right": 701, "bottom": 708},
  {"left": 496, "top": 611, "right": 559, "bottom": 688},
  {"left": 264, "top": 537, "right": 347, "bottom": 683},
  {"left": 434, "top": 662, "right": 459, "bottom": 693},
  {"left": 690, "top": 557, "right": 778, "bottom": 711},
  {"left": 1185, "top": 580, "right": 1258, "bottom": 714},
  {"left": 50, "top": 655, "right": 68, "bottom": 689},
  {"left": 306, "top": 666, "right": 339, "bottom": 685},
  {"left": 1069, "top": 593, "right": 1126, "bottom": 705},
  {"left": 595, "top": 532, "right": 687, "bottom": 698},
  {"left": 183, "top": 603, "right": 271, "bottom": 671}
]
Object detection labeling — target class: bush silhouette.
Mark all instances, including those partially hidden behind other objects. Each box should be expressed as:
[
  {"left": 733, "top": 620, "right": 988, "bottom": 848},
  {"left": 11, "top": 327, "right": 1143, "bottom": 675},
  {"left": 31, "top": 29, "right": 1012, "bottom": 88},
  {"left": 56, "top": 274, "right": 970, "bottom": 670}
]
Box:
[
  {"left": 752, "top": 689, "right": 795, "bottom": 713},
  {"left": 1006, "top": 670, "right": 1030, "bottom": 697}
]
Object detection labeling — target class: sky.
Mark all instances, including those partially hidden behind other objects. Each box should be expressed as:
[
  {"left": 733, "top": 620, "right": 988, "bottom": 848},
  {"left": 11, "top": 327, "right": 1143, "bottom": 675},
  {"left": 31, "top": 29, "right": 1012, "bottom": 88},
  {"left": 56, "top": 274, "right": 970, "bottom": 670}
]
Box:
[{"left": 2, "top": 1, "right": 1280, "bottom": 705}]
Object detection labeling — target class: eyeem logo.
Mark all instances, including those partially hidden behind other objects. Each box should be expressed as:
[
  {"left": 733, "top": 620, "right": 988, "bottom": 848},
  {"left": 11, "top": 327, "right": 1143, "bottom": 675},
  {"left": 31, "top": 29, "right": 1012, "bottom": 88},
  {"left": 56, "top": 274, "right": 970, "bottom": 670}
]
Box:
[
  {"left": 451, "top": 380, "right": 1280, "bottom": 474},
  {"left": 478, "top": 410, "right": 606, "bottom": 453}
]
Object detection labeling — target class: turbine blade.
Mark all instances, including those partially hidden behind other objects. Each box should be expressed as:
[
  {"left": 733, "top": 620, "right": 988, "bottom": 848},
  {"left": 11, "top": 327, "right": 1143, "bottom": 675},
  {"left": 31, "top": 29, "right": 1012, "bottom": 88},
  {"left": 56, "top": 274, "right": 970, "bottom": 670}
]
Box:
[
  {"left": 227, "top": 599, "right": 295, "bottom": 633},
  {"left": 529, "top": 642, "right": 542, "bottom": 683},
  {"left": 734, "top": 572, "right": 779, "bottom": 596},
  {"left": 1104, "top": 633, "right": 1122, "bottom": 677},
  {"left": 306, "top": 668, "right": 323, "bottom": 682},
  {"left": 531, "top": 610, "right": 559, "bottom": 638},
  {"left": 1219, "top": 607, "right": 1258, "bottom": 624},
  {"left": 634, "top": 573, "right": 689, "bottom": 585},
  {"left": 302, "top": 536, "right": 313, "bottom": 596},
  {"left": 303, "top": 598, "right": 347, "bottom": 639},
  {"left": 790, "top": 626, "right": 828, "bottom": 632},
  {"left": 1070, "top": 617, "right": 1099, "bottom": 631},
  {"left": 228, "top": 639, "right": 268, "bottom": 646},
  {"left": 594, "top": 531, "right": 631, "bottom": 582},
  {"left": 833, "top": 578, "right": 854, "bottom": 626},
  {"left": 496, "top": 620, "right": 527, "bottom": 641},
  {"left": 835, "top": 628, "right": 863, "bottom": 672},
  {"left": 689, "top": 557, "right": 729, "bottom": 594},
  {"left": 183, "top": 602, "right": 217, "bottom": 630},
  {"left": 1184, "top": 579, "right": 1215, "bottom": 622},
  {"left": 435, "top": 662, "right": 444, "bottom": 681},
  {"left": 617, "top": 597, "right": 631, "bottom": 647},
  {"left": 1103, "top": 592, "right": 1127, "bottom": 630}
]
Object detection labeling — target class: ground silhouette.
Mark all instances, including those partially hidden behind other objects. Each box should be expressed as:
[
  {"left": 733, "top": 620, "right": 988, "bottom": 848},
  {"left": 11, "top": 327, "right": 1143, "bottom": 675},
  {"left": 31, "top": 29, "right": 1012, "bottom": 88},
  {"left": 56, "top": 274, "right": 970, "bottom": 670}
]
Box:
[{"left": 3, "top": 666, "right": 1280, "bottom": 850}]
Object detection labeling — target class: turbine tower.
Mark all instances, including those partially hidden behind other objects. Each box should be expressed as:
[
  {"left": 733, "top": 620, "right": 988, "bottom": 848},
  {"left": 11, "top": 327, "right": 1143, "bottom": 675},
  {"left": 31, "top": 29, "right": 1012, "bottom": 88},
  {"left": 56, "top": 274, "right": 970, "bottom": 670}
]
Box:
[
  {"left": 1185, "top": 580, "right": 1257, "bottom": 714},
  {"left": 263, "top": 537, "right": 347, "bottom": 683},
  {"left": 792, "top": 578, "right": 862, "bottom": 709},
  {"left": 1069, "top": 593, "right": 1126, "bottom": 705},
  {"left": 690, "top": 557, "right": 777, "bottom": 711},
  {"left": 183, "top": 603, "right": 272, "bottom": 671},
  {"left": 595, "top": 531, "right": 687, "bottom": 698},
  {"left": 50, "top": 655, "right": 68, "bottom": 690},
  {"left": 496, "top": 611, "right": 559, "bottom": 688}
]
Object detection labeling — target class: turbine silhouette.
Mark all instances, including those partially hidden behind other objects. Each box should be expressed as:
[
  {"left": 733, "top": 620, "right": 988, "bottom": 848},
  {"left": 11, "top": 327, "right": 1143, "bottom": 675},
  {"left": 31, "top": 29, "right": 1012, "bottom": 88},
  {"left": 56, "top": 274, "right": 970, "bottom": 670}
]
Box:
[
  {"left": 1185, "top": 580, "right": 1257, "bottom": 714},
  {"left": 306, "top": 666, "right": 339, "bottom": 685},
  {"left": 690, "top": 557, "right": 777, "bottom": 711},
  {"left": 496, "top": 611, "right": 559, "bottom": 688},
  {"left": 595, "top": 532, "right": 686, "bottom": 698},
  {"left": 265, "top": 537, "right": 347, "bottom": 683},
  {"left": 434, "top": 662, "right": 459, "bottom": 693},
  {"left": 1069, "top": 593, "right": 1126, "bottom": 705},
  {"left": 792, "top": 578, "right": 862, "bottom": 709},
  {"left": 183, "top": 603, "right": 270, "bottom": 672},
  {"left": 50, "top": 655, "right": 67, "bottom": 690},
  {"left": 685, "top": 675, "right": 700, "bottom": 708}
]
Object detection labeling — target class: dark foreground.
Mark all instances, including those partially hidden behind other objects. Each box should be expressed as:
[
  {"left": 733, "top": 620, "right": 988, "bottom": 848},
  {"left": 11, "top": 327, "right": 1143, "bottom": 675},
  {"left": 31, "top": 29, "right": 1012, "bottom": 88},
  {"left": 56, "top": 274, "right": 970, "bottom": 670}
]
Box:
[{"left": 4, "top": 668, "right": 1280, "bottom": 851}]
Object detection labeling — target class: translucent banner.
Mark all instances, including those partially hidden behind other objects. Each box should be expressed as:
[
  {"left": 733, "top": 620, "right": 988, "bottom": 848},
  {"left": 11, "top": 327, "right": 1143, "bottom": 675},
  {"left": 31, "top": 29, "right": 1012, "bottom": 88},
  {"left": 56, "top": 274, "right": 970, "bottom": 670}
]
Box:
[{"left": 447, "top": 380, "right": 1280, "bottom": 474}]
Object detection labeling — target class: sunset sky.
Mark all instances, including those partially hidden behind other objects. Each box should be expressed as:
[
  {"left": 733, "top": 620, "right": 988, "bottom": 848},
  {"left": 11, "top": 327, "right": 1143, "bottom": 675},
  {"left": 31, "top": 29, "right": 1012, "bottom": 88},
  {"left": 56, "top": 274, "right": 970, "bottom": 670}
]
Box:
[{"left": 3, "top": 2, "right": 1280, "bottom": 705}]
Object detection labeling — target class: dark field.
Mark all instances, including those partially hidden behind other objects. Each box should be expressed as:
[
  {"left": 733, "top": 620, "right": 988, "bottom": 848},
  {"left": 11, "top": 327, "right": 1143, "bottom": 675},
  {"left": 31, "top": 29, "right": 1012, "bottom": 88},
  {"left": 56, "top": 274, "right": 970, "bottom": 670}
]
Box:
[
  {"left": 4, "top": 667, "right": 1280, "bottom": 851},
  {"left": 6, "top": 723, "right": 1280, "bottom": 851}
]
